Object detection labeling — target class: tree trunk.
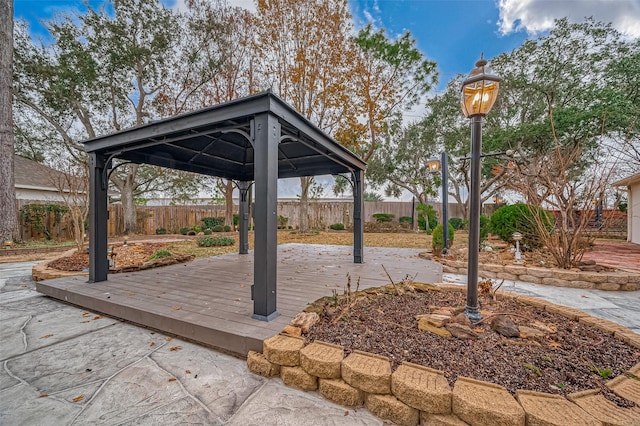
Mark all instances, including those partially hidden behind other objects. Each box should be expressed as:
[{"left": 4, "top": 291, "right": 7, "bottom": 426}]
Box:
[
  {"left": 224, "top": 180, "right": 234, "bottom": 227},
  {"left": 121, "top": 171, "right": 137, "bottom": 235},
  {"left": 299, "top": 176, "right": 312, "bottom": 233},
  {"left": 0, "top": 0, "right": 18, "bottom": 242}
]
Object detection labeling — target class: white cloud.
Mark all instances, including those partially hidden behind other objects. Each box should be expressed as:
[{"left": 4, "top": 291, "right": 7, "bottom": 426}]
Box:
[{"left": 498, "top": 0, "right": 640, "bottom": 38}]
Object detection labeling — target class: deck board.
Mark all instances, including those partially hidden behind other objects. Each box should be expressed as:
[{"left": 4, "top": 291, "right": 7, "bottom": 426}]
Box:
[{"left": 37, "top": 244, "right": 442, "bottom": 356}]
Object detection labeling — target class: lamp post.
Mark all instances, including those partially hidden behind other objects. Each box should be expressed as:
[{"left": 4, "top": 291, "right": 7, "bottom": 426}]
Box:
[
  {"left": 512, "top": 231, "right": 523, "bottom": 264},
  {"left": 427, "top": 152, "right": 449, "bottom": 253},
  {"left": 461, "top": 55, "right": 501, "bottom": 322}
]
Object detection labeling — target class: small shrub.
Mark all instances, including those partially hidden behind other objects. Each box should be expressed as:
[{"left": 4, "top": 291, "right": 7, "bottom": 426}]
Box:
[
  {"left": 197, "top": 235, "right": 235, "bottom": 247},
  {"left": 490, "top": 204, "right": 554, "bottom": 250},
  {"left": 277, "top": 215, "right": 289, "bottom": 229},
  {"left": 233, "top": 214, "right": 239, "bottom": 226},
  {"left": 372, "top": 212, "right": 395, "bottom": 223},
  {"left": 329, "top": 223, "right": 345, "bottom": 230},
  {"left": 155, "top": 227, "right": 167, "bottom": 235},
  {"left": 179, "top": 227, "right": 190, "bottom": 235},
  {"left": 212, "top": 224, "right": 224, "bottom": 232},
  {"left": 203, "top": 228, "right": 212, "bottom": 235},
  {"left": 399, "top": 216, "right": 412, "bottom": 224},
  {"left": 148, "top": 249, "right": 171, "bottom": 260},
  {"left": 449, "top": 217, "right": 465, "bottom": 230},
  {"left": 202, "top": 217, "right": 224, "bottom": 229},
  {"left": 223, "top": 225, "right": 232, "bottom": 232},
  {"left": 432, "top": 222, "right": 455, "bottom": 255},
  {"left": 192, "top": 224, "right": 203, "bottom": 233}
]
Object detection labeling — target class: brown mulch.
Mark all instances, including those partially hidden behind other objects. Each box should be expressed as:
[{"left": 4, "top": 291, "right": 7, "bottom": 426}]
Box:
[
  {"left": 47, "top": 243, "right": 171, "bottom": 272},
  {"left": 305, "top": 286, "right": 639, "bottom": 407}
]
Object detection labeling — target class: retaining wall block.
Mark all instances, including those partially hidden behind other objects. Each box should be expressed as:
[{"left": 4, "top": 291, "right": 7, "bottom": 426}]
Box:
[
  {"left": 478, "top": 271, "right": 497, "bottom": 279},
  {"left": 365, "top": 393, "right": 419, "bottom": 426},
  {"left": 578, "top": 272, "right": 609, "bottom": 283},
  {"left": 300, "top": 341, "right": 344, "bottom": 379},
  {"left": 607, "top": 274, "right": 629, "bottom": 285},
  {"left": 541, "top": 277, "right": 571, "bottom": 287},
  {"left": 596, "top": 282, "right": 622, "bottom": 291},
  {"left": 503, "top": 265, "right": 528, "bottom": 275},
  {"left": 318, "top": 378, "right": 364, "bottom": 407},
  {"left": 526, "top": 267, "right": 555, "bottom": 278},
  {"left": 246, "top": 350, "right": 280, "bottom": 377},
  {"left": 496, "top": 272, "right": 518, "bottom": 281},
  {"left": 566, "top": 280, "right": 599, "bottom": 289},
  {"left": 263, "top": 334, "right": 305, "bottom": 366},
  {"left": 517, "top": 274, "right": 542, "bottom": 284},
  {"left": 280, "top": 366, "right": 318, "bottom": 391},
  {"left": 567, "top": 389, "right": 640, "bottom": 426},
  {"left": 606, "top": 363, "right": 640, "bottom": 404},
  {"left": 481, "top": 264, "right": 505, "bottom": 273},
  {"left": 452, "top": 376, "right": 525, "bottom": 426},
  {"left": 421, "top": 413, "right": 470, "bottom": 426},
  {"left": 545, "top": 304, "right": 589, "bottom": 321},
  {"left": 391, "top": 362, "right": 451, "bottom": 414},
  {"left": 515, "top": 390, "right": 601, "bottom": 426},
  {"left": 342, "top": 350, "right": 392, "bottom": 394}
]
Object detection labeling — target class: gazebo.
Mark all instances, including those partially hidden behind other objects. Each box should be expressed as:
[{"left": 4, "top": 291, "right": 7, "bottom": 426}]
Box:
[{"left": 83, "top": 91, "right": 366, "bottom": 321}]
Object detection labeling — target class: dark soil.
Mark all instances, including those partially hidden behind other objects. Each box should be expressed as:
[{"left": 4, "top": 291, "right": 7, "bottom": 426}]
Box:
[{"left": 305, "top": 286, "right": 639, "bottom": 407}]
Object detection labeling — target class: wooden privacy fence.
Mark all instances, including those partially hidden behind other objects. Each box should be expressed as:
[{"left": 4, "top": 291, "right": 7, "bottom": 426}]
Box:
[{"left": 19, "top": 199, "right": 576, "bottom": 239}]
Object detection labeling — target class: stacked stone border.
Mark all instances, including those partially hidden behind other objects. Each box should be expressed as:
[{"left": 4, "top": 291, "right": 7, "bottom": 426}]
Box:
[
  {"left": 440, "top": 259, "right": 639, "bottom": 291},
  {"left": 247, "top": 284, "right": 640, "bottom": 426}
]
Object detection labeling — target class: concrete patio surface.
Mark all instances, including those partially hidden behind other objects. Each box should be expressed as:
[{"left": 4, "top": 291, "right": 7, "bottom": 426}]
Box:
[{"left": 2, "top": 243, "right": 639, "bottom": 425}]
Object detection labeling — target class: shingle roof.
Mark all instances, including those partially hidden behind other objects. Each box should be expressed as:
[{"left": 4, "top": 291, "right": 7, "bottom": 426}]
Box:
[{"left": 13, "top": 155, "right": 66, "bottom": 191}]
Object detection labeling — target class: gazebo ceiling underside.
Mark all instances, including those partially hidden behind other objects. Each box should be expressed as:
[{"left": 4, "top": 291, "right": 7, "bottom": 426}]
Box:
[{"left": 83, "top": 93, "right": 365, "bottom": 181}]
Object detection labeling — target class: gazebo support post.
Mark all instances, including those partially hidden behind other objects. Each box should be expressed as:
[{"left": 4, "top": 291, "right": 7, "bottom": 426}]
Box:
[
  {"left": 353, "top": 169, "right": 364, "bottom": 263},
  {"left": 88, "top": 152, "right": 109, "bottom": 283},
  {"left": 238, "top": 181, "right": 251, "bottom": 255},
  {"left": 251, "top": 113, "right": 279, "bottom": 321}
]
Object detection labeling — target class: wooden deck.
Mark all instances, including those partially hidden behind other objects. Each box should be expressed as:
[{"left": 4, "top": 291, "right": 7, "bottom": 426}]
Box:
[{"left": 36, "top": 244, "right": 442, "bottom": 356}]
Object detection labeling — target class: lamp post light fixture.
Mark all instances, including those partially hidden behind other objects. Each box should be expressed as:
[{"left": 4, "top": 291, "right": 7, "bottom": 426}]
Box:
[
  {"left": 493, "top": 194, "right": 504, "bottom": 207},
  {"left": 512, "top": 231, "right": 523, "bottom": 264},
  {"left": 427, "top": 152, "right": 449, "bottom": 253},
  {"left": 123, "top": 235, "right": 129, "bottom": 246},
  {"left": 461, "top": 54, "right": 501, "bottom": 322}
]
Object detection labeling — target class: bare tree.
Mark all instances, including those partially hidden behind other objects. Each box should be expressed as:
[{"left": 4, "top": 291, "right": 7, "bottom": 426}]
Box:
[
  {"left": 48, "top": 158, "right": 90, "bottom": 251},
  {"left": 0, "top": 0, "right": 18, "bottom": 243}
]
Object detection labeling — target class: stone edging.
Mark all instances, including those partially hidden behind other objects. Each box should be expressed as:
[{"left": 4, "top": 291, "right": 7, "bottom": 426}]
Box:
[
  {"left": 440, "top": 259, "right": 639, "bottom": 291},
  {"left": 247, "top": 285, "right": 640, "bottom": 426},
  {"left": 32, "top": 248, "right": 87, "bottom": 282}
]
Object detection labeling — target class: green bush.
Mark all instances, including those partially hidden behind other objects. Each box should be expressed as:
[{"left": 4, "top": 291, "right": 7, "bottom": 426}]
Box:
[
  {"left": 489, "top": 203, "right": 554, "bottom": 250},
  {"left": 480, "top": 214, "right": 490, "bottom": 246},
  {"left": 192, "top": 224, "right": 203, "bottom": 233},
  {"left": 233, "top": 214, "right": 239, "bottom": 226},
  {"left": 201, "top": 217, "right": 224, "bottom": 229},
  {"left": 372, "top": 213, "right": 394, "bottom": 223},
  {"left": 148, "top": 249, "right": 172, "bottom": 260},
  {"left": 277, "top": 215, "right": 289, "bottom": 229},
  {"left": 212, "top": 224, "right": 224, "bottom": 232},
  {"left": 399, "top": 216, "right": 412, "bottom": 224},
  {"left": 203, "top": 228, "right": 212, "bottom": 235},
  {"left": 179, "top": 227, "right": 190, "bottom": 235},
  {"left": 197, "top": 235, "right": 235, "bottom": 247},
  {"left": 224, "top": 225, "right": 232, "bottom": 232},
  {"left": 432, "top": 223, "right": 456, "bottom": 256},
  {"left": 416, "top": 204, "right": 438, "bottom": 232},
  {"left": 329, "top": 223, "right": 345, "bottom": 230},
  {"left": 155, "top": 227, "right": 167, "bottom": 235},
  {"left": 448, "top": 217, "right": 465, "bottom": 230}
]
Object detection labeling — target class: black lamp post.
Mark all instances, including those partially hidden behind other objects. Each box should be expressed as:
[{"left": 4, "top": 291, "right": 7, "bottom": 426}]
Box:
[
  {"left": 428, "top": 152, "right": 449, "bottom": 253},
  {"left": 461, "top": 55, "right": 501, "bottom": 322}
]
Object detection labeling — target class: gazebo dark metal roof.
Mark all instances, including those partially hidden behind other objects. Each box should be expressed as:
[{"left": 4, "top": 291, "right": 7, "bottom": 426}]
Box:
[{"left": 84, "top": 91, "right": 366, "bottom": 321}]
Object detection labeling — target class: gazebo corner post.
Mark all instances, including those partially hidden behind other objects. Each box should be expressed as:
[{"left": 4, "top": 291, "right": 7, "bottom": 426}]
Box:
[
  {"left": 238, "top": 181, "right": 251, "bottom": 255},
  {"left": 88, "top": 152, "right": 109, "bottom": 283},
  {"left": 353, "top": 169, "right": 364, "bottom": 263},
  {"left": 251, "top": 113, "right": 279, "bottom": 321}
]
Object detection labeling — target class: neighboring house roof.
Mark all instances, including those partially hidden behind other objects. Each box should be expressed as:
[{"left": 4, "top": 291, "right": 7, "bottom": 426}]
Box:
[
  {"left": 613, "top": 172, "right": 640, "bottom": 187},
  {"left": 14, "top": 154, "right": 69, "bottom": 192}
]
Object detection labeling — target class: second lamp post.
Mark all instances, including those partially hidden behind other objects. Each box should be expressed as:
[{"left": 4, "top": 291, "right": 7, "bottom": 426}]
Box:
[{"left": 460, "top": 55, "right": 501, "bottom": 322}]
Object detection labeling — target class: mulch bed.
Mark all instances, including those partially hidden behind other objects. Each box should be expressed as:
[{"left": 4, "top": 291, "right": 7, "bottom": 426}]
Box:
[
  {"left": 46, "top": 243, "right": 181, "bottom": 272},
  {"left": 305, "top": 286, "right": 639, "bottom": 407}
]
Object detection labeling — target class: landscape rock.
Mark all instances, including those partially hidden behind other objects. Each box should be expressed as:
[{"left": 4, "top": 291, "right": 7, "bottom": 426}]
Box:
[
  {"left": 291, "top": 312, "right": 320, "bottom": 333},
  {"left": 445, "top": 323, "right": 479, "bottom": 340},
  {"left": 490, "top": 315, "right": 520, "bottom": 338},
  {"left": 518, "top": 326, "right": 546, "bottom": 339},
  {"left": 415, "top": 313, "right": 450, "bottom": 327},
  {"left": 418, "top": 319, "right": 452, "bottom": 337},
  {"left": 281, "top": 325, "right": 302, "bottom": 336},
  {"left": 451, "top": 313, "right": 471, "bottom": 327}
]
